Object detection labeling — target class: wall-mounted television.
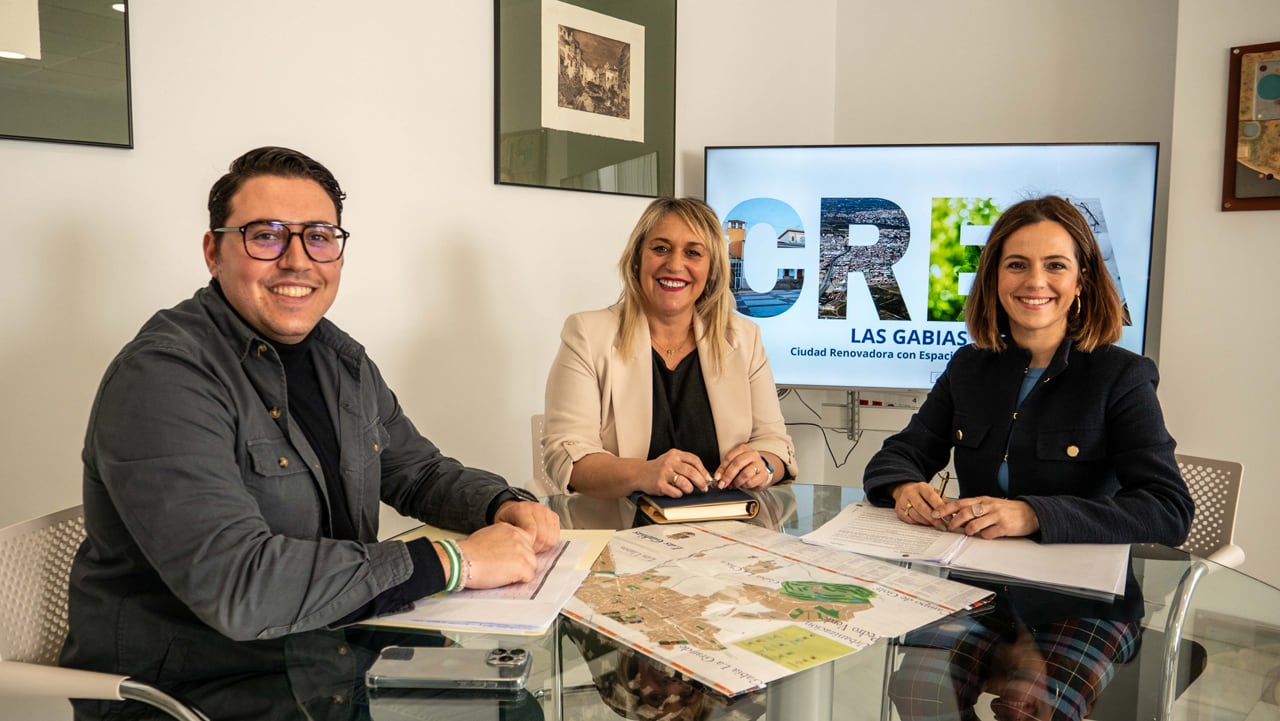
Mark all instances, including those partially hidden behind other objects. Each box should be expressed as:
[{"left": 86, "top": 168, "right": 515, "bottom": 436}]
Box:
[{"left": 704, "top": 143, "right": 1159, "bottom": 390}]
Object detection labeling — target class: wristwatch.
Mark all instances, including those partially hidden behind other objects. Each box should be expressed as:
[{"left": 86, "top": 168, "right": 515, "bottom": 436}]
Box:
[
  {"left": 762, "top": 457, "right": 775, "bottom": 484},
  {"left": 486, "top": 485, "right": 540, "bottom": 524}
]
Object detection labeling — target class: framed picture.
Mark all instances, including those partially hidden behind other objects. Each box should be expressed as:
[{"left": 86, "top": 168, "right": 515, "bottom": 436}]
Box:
[
  {"left": 495, "top": 0, "right": 675, "bottom": 197},
  {"left": 1221, "top": 40, "right": 1280, "bottom": 211},
  {"left": 0, "top": 0, "right": 132, "bottom": 148}
]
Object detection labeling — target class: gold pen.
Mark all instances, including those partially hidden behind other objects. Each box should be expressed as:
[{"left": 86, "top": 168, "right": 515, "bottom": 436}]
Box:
[
  {"left": 935, "top": 471, "right": 955, "bottom": 526},
  {"left": 935, "top": 471, "right": 951, "bottom": 499}
]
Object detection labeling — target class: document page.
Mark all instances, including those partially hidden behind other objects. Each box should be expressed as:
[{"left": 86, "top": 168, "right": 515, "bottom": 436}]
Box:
[
  {"left": 362, "top": 528, "right": 612, "bottom": 635},
  {"left": 801, "top": 503, "right": 968, "bottom": 562},
  {"left": 802, "top": 504, "right": 1130, "bottom": 599},
  {"left": 944, "top": 538, "right": 1130, "bottom": 599}
]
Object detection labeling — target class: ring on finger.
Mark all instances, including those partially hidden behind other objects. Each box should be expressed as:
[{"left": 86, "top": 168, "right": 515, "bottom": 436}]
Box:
[
  {"left": 673, "top": 473, "right": 681, "bottom": 485},
  {"left": 904, "top": 501, "right": 914, "bottom": 513}
]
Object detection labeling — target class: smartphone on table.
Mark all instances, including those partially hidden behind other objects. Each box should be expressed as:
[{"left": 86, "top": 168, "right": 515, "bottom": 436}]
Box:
[{"left": 366, "top": 646, "right": 532, "bottom": 693}]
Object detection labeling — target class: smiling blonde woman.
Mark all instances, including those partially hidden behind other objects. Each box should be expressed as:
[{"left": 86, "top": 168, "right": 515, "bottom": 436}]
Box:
[{"left": 542, "top": 197, "right": 797, "bottom": 500}]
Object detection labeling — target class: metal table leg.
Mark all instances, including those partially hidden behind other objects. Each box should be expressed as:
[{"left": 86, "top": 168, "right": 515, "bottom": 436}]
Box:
[{"left": 766, "top": 662, "right": 834, "bottom": 721}]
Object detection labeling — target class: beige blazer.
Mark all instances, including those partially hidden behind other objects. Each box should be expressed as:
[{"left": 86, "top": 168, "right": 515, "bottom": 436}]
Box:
[{"left": 542, "top": 304, "right": 797, "bottom": 493}]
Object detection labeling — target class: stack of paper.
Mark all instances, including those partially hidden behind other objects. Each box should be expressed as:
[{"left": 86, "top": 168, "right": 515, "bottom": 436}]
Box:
[{"left": 800, "top": 503, "right": 1130, "bottom": 600}]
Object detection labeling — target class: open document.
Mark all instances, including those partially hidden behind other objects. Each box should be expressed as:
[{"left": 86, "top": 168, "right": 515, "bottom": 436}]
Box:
[
  {"left": 801, "top": 503, "right": 1129, "bottom": 600},
  {"left": 362, "top": 528, "right": 612, "bottom": 635},
  {"left": 562, "top": 521, "right": 993, "bottom": 697}
]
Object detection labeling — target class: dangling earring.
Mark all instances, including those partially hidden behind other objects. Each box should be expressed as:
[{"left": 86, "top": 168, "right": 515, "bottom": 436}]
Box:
[{"left": 1074, "top": 294, "right": 1082, "bottom": 317}]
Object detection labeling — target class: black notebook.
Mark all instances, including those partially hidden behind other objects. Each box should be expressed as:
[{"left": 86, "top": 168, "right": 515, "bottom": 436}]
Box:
[{"left": 629, "top": 487, "right": 759, "bottom": 524}]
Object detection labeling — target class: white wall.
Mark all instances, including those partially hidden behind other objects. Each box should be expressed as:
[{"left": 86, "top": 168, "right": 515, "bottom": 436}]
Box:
[
  {"left": 0, "top": 1, "right": 837, "bottom": 538},
  {"left": 1, "top": 0, "right": 1276, "bottom": 608},
  {"left": 1163, "top": 0, "right": 1280, "bottom": 590}
]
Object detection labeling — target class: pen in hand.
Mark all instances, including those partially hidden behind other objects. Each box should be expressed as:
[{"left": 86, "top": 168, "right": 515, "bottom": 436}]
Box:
[{"left": 934, "top": 472, "right": 955, "bottom": 527}]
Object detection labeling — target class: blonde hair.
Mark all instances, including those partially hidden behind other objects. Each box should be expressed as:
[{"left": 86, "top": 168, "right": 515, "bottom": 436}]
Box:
[
  {"left": 616, "top": 197, "right": 734, "bottom": 373},
  {"left": 965, "top": 195, "right": 1126, "bottom": 352}
]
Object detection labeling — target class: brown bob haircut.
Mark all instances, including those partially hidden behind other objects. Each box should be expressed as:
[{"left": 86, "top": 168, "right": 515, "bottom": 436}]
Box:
[{"left": 965, "top": 195, "right": 1127, "bottom": 353}]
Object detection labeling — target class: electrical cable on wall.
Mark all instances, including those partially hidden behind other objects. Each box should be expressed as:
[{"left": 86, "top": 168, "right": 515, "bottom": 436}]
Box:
[{"left": 781, "top": 388, "right": 863, "bottom": 469}]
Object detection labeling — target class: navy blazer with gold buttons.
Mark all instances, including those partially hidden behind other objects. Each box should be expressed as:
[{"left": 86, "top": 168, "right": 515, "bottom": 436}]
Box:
[{"left": 863, "top": 338, "right": 1193, "bottom": 546}]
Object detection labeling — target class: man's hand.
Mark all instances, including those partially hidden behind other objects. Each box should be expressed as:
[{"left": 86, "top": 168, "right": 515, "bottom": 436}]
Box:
[
  {"left": 493, "top": 499, "right": 561, "bottom": 552},
  {"left": 452, "top": 523, "right": 537, "bottom": 589}
]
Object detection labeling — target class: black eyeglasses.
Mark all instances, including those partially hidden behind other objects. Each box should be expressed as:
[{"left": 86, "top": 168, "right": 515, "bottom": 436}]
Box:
[{"left": 213, "top": 220, "right": 349, "bottom": 263}]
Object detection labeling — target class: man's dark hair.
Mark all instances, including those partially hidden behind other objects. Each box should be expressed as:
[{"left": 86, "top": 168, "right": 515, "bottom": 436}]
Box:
[{"left": 207, "top": 146, "right": 347, "bottom": 233}]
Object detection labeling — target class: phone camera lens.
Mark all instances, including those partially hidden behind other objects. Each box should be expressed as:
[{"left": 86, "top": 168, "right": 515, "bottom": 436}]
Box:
[{"left": 497, "top": 654, "right": 514, "bottom": 663}]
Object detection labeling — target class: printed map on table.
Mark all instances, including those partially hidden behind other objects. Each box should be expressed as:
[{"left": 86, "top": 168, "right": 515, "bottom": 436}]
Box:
[{"left": 563, "top": 521, "right": 992, "bottom": 696}]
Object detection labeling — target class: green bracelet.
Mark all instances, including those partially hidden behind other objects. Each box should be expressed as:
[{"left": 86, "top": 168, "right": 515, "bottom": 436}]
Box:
[{"left": 438, "top": 539, "right": 462, "bottom": 592}]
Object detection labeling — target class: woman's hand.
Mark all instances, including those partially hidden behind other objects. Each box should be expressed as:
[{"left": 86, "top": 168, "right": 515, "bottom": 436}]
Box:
[
  {"left": 890, "top": 481, "right": 949, "bottom": 530},
  {"left": 934, "top": 496, "right": 1041, "bottom": 539},
  {"left": 715, "top": 445, "right": 780, "bottom": 490},
  {"left": 643, "top": 449, "right": 713, "bottom": 497}
]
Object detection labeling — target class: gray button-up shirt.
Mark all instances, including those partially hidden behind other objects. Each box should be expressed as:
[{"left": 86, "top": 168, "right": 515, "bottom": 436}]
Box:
[{"left": 62, "top": 283, "right": 510, "bottom": 718}]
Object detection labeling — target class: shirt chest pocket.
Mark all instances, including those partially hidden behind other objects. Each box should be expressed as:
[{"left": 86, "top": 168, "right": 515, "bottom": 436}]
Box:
[
  {"left": 247, "top": 437, "right": 312, "bottom": 479},
  {"left": 245, "top": 435, "right": 316, "bottom": 502},
  {"left": 1036, "top": 428, "right": 1106, "bottom": 462},
  {"left": 245, "top": 438, "right": 319, "bottom": 532}
]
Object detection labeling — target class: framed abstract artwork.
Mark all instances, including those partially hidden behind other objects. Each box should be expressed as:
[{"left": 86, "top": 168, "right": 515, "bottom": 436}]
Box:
[
  {"left": 1222, "top": 40, "right": 1280, "bottom": 211},
  {"left": 495, "top": 0, "right": 675, "bottom": 197}
]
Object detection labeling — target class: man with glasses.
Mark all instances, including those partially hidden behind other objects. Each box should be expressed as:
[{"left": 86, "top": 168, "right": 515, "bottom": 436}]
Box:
[{"left": 61, "top": 146, "right": 559, "bottom": 720}]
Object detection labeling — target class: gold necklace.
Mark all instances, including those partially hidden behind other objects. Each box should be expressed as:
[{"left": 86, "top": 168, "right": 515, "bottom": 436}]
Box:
[{"left": 652, "top": 328, "right": 693, "bottom": 358}]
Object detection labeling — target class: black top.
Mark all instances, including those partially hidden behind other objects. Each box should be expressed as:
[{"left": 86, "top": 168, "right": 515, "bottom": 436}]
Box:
[
  {"left": 648, "top": 349, "right": 720, "bottom": 474},
  {"left": 274, "top": 336, "right": 354, "bottom": 540}
]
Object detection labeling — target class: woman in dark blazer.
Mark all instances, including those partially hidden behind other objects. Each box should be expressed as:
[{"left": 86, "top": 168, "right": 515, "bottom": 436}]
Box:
[
  {"left": 862, "top": 195, "right": 1193, "bottom": 721},
  {"left": 863, "top": 195, "right": 1192, "bottom": 545}
]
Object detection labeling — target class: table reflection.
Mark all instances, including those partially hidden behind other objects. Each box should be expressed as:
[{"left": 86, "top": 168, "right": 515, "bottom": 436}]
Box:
[
  {"left": 545, "top": 484, "right": 1164, "bottom": 721},
  {"left": 560, "top": 615, "right": 765, "bottom": 721},
  {"left": 888, "top": 573, "right": 1144, "bottom": 721}
]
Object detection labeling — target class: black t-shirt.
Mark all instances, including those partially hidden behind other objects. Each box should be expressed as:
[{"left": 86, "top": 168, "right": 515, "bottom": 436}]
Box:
[
  {"left": 647, "top": 348, "right": 720, "bottom": 474},
  {"left": 273, "top": 337, "right": 354, "bottom": 540}
]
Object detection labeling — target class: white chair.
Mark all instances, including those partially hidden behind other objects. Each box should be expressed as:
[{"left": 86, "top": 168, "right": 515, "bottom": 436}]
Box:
[
  {"left": 1089, "top": 453, "right": 1245, "bottom": 721},
  {"left": 1171, "top": 453, "right": 1245, "bottom": 567},
  {"left": 526, "top": 413, "right": 559, "bottom": 497},
  {"left": 0, "top": 506, "right": 210, "bottom": 721}
]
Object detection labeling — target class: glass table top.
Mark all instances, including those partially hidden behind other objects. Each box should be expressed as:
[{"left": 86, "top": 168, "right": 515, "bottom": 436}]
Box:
[{"left": 368, "top": 483, "right": 1280, "bottom": 721}]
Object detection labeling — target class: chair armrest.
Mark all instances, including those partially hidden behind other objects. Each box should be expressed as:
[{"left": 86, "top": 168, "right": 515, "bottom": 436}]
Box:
[
  {"left": 1206, "top": 543, "right": 1245, "bottom": 568},
  {"left": 0, "top": 661, "right": 210, "bottom": 721},
  {"left": 0, "top": 660, "right": 125, "bottom": 699}
]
